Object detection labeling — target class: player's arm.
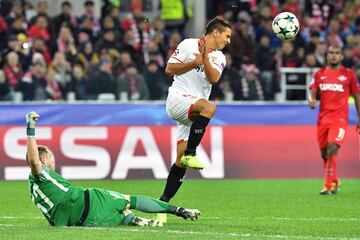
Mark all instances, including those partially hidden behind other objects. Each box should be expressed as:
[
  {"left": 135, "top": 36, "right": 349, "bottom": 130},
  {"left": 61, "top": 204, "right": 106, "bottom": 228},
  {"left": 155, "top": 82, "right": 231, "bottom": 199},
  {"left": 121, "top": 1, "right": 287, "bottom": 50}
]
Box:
[
  {"left": 165, "top": 39, "right": 203, "bottom": 77},
  {"left": 353, "top": 92, "right": 360, "bottom": 133},
  {"left": 201, "top": 39, "right": 221, "bottom": 84},
  {"left": 165, "top": 58, "right": 201, "bottom": 77},
  {"left": 308, "top": 88, "right": 317, "bottom": 109},
  {"left": 26, "top": 112, "right": 42, "bottom": 175}
]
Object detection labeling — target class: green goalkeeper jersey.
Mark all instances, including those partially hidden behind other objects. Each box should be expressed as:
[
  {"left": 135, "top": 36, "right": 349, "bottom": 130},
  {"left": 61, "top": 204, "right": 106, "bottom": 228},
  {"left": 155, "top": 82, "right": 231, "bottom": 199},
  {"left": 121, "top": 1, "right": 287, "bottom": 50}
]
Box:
[{"left": 28, "top": 165, "right": 84, "bottom": 226}]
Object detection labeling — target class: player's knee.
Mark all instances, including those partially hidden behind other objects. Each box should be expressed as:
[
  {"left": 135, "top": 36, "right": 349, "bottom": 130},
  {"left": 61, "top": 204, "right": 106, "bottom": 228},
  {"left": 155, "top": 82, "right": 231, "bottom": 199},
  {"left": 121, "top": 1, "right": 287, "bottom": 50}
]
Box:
[
  {"left": 327, "top": 143, "right": 339, "bottom": 156},
  {"left": 203, "top": 101, "right": 216, "bottom": 115}
]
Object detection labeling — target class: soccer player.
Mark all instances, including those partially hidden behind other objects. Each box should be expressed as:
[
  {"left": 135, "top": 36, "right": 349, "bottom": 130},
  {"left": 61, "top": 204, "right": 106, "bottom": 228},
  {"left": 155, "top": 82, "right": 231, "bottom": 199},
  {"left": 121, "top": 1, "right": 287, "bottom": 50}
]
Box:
[
  {"left": 25, "top": 112, "right": 200, "bottom": 227},
  {"left": 309, "top": 45, "right": 360, "bottom": 195},
  {"left": 157, "top": 17, "right": 231, "bottom": 221}
]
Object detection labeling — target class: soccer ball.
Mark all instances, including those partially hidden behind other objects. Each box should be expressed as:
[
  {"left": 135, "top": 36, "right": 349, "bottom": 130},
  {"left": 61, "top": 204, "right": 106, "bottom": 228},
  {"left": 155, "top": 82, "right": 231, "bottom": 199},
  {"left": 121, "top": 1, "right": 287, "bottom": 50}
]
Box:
[{"left": 272, "top": 12, "right": 300, "bottom": 40}]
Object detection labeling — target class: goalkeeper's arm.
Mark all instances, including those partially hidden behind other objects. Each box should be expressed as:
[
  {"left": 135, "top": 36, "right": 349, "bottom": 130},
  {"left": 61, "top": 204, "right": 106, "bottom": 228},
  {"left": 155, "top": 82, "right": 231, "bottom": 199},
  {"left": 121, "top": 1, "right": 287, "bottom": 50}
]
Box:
[{"left": 26, "top": 112, "right": 42, "bottom": 175}]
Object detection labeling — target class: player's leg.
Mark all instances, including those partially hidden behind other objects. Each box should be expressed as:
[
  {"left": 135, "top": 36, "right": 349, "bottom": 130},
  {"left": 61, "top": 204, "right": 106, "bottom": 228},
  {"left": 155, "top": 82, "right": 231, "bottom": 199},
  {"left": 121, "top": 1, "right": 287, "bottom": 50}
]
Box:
[
  {"left": 160, "top": 140, "right": 187, "bottom": 203},
  {"left": 327, "top": 125, "right": 346, "bottom": 193},
  {"left": 129, "top": 195, "right": 200, "bottom": 221},
  {"left": 318, "top": 125, "right": 332, "bottom": 194},
  {"left": 183, "top": 98, "right": 216, "bottom": 157}
]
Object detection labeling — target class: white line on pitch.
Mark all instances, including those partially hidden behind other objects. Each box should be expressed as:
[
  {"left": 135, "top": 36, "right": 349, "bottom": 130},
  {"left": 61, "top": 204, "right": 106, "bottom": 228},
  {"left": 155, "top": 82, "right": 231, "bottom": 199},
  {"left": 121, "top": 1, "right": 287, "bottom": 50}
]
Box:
[
  {"left": 2, "top": 215, "right": 360, "bottom": 222},
  {"left": 203, "top": 216, "right": 360, "bottom": 221}
]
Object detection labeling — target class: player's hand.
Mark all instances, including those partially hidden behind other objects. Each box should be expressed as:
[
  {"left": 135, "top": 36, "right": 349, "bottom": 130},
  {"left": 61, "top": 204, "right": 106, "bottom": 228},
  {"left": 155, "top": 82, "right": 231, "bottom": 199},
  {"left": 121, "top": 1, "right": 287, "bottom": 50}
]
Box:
[
  {"left": 26, "top": 111, "right": 40, "bottom": 129},
  {"left": 201, "top": 37, "right": 208, "bottom": 59},
  {"left": 308, "top": 96, "right": 316, "bottom": 109}
]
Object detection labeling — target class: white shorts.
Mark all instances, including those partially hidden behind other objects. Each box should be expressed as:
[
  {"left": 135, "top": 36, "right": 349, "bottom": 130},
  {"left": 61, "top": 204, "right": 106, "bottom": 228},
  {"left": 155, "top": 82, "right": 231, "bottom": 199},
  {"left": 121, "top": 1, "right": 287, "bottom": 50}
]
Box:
[{"left": 166, "top": 91, "right": 202, "bottom": 142}]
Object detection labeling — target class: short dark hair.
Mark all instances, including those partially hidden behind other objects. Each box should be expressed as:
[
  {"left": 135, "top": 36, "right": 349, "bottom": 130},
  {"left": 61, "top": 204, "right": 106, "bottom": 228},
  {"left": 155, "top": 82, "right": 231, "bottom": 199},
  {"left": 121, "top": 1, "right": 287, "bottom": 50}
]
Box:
[
  {"left": 205, "top": 17, "right": 231, "bottom": 35},
  {"left": 62, "top": 1, "right": 71, "bottom": 8}
]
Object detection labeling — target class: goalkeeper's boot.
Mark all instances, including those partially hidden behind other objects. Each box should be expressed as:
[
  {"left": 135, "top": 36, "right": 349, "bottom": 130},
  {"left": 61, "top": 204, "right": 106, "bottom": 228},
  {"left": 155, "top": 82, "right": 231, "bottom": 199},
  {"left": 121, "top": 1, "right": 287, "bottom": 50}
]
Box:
[
  {"left": 180, "top": 154, "right": 204, "bottom": 170},
  {"left": 330, "top": 179, "right": 341, "bottom": 194},
  {"left": 319, "top": 185, "right": 331, "bottom": 195},
  {"left": 175, "top": 207, "right": 201, "bottom": 221},
  {"left": 132, "top": 216, "right": 163, "bottom": 227},
  {"left": 156, "top": 213, "right": 167, "bottom": 223}
]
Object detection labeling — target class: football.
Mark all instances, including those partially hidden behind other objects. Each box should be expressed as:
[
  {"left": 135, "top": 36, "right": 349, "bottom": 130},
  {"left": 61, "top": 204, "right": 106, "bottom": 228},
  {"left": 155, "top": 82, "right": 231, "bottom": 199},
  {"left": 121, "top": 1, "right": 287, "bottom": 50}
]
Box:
[{"left": 272, "top": 12, "right": 300, "bottom": 40}]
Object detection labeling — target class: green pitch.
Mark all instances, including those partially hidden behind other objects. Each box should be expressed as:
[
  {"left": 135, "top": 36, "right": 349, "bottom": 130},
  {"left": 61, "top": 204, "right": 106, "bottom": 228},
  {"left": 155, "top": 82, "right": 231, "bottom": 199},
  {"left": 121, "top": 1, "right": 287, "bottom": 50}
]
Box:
[{"left": 1, "top": 179, "right": 359, "bottom": 240}]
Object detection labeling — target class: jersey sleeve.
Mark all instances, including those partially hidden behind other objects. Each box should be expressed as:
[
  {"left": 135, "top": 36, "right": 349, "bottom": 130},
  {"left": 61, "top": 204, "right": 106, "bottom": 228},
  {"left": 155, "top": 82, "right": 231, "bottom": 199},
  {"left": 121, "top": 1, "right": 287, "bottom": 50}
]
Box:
[
  {"left": 211, "top": 53, "right": 226, "bottom": 75},
  {"left": 309, "top": 71, "right": 319, "bottom": 90},
  {"left": 168, "top": 39, "right": 188, "bottom": 64},
  {"left": 349, "top": 69, "right": 360, "bottom": 95}
]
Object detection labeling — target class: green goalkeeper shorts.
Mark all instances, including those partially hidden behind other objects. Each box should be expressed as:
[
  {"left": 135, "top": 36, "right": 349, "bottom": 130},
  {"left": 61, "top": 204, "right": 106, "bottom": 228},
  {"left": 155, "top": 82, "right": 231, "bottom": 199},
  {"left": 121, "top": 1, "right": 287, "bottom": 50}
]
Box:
[{"left": 82, "top": 188, "right": 130, "bottom": 227}]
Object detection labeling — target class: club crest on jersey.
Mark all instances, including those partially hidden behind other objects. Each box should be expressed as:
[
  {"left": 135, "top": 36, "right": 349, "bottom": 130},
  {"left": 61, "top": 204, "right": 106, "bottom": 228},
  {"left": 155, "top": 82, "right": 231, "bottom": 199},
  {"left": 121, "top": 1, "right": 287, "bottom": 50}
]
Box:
[
  {"left": 319, "top": 83, "right": 344, "bottom": 92},
  {"left": 338, "top": 75, "right": 347, "bottom": 81}
]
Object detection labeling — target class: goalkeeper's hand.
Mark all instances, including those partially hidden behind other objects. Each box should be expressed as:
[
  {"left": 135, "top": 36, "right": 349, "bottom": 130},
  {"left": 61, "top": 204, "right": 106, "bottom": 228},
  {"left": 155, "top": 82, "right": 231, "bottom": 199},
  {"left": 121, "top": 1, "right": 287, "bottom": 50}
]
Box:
[{"left": 26, "top": 112, "right": 39, "bottom": 136}]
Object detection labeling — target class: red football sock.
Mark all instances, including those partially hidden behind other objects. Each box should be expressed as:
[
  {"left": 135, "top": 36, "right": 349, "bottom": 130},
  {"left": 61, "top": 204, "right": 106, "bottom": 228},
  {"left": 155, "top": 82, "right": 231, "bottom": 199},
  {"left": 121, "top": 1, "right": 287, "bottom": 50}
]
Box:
[{"left": 324, "top": 156, "right": 334, "bottom": 188}]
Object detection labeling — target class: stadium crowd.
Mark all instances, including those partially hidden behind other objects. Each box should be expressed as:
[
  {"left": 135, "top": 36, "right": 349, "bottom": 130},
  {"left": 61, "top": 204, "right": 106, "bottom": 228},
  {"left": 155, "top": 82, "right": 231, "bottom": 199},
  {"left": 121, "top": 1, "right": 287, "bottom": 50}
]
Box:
[{"left": 0, "top": 0, "right": 359, "bottom": 102}]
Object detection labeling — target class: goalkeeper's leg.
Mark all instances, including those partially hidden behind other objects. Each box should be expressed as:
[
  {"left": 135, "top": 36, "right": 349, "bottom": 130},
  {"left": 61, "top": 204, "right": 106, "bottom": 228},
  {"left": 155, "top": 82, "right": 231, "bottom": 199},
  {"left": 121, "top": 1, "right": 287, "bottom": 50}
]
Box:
[{"left": 129, "top": 195, "right": 200, "bottom": 221}]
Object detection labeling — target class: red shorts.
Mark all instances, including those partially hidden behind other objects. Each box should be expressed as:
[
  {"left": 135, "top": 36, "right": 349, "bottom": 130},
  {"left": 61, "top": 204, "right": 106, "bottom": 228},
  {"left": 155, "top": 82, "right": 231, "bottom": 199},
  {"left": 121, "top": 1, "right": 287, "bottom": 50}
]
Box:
[{"left": 317, "top": 123, "right": 348, "bottom": 149}]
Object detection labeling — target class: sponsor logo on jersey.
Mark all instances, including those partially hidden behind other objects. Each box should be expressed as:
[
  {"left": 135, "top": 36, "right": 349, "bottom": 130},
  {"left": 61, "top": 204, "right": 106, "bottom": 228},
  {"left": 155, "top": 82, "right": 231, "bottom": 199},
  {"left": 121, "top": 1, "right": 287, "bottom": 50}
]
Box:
[
  {"left": 338, "top": 75, "right": 347, "bottom": 81},
  {"left": 320, "top": 76, "right": 327, "bottom": 80},
  {"left": 319, "top": 83, "right": 344, "bottom": 92}
]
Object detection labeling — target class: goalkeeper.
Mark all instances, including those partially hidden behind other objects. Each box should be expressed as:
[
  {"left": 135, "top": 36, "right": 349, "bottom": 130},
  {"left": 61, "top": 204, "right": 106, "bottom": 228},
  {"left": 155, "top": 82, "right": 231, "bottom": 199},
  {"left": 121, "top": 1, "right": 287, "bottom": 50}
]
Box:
[{"left": 25, "top": 111, "right": 200, "bottom": 227}]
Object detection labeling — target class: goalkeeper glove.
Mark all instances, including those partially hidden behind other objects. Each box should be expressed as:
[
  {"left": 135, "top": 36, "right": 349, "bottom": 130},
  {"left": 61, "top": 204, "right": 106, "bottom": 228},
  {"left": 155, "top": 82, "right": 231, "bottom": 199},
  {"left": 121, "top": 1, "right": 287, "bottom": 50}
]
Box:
[{"left": 26, "top": 111, "right": 39, "bottom": 137}]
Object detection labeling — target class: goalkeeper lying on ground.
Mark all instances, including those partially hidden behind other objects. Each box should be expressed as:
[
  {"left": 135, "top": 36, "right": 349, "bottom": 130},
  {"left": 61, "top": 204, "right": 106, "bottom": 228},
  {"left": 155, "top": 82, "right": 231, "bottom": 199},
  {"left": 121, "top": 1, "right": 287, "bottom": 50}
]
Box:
[{"left": 25, "top": 111, "right": 200, "bottom": 227}]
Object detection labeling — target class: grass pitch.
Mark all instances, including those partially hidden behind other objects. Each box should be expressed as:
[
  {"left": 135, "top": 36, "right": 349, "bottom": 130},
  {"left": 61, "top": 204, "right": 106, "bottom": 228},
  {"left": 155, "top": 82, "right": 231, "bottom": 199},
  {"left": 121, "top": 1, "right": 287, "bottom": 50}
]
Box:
[{"left": 0, "top": 179, "right": 359, "bottom": 240}]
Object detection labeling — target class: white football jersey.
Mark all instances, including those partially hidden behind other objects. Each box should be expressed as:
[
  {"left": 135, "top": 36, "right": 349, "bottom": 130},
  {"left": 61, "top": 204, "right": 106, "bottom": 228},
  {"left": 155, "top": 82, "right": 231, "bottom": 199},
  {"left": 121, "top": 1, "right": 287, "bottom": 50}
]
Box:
[{"left": 167, "top": 38, "right": 226, "bottom": 99}]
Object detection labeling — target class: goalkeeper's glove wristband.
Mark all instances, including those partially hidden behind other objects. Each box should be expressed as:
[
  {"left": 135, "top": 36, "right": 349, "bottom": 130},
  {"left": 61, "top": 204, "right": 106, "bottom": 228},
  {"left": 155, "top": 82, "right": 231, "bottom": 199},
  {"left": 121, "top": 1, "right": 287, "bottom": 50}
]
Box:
[{"left": 27, "top": 128, "right": 35, "bottom": 137}]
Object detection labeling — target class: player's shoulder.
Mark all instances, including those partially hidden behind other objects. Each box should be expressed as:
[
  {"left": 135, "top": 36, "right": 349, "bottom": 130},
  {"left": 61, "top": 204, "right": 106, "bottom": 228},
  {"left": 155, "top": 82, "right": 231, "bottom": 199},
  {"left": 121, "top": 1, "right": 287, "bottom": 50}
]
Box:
[
  {"left": 180, "top": 38, "right": 198, "bottom": 46},
  {"left": 315, "top": 67, "right": 327, "bottom": 75},
  {"left": 340, "top": 66, "right": 355, "bottom": 75}
]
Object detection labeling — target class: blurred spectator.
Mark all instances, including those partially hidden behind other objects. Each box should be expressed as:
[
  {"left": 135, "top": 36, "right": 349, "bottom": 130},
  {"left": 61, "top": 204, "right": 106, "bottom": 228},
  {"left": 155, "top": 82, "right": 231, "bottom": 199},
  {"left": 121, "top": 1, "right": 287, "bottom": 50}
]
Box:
[
  {"left": 280, "top": 41, "right": 302, "bottom": 67},
  {"left": 53, "top": 1, "right": 77, "bottom": 35},
  {"left": 305, "top": 0, "right": 335, "bottom": 30},
  {"left": 30, "top": 38, "right": 51, "bottom": 65},
  {"left": 342, "top": 46, "right": 356, "bottom": 69},
  {"left": 253, "top": 35, "right": 277, "bottom": 100},
  {"left": 303, "top": 53, "right": 321, "bottom": 67},
  {"left": 28, "top": 15, "right": 51, "bottom": 43},
  {"left": 0, "top": 69, "right": 12, "bottom": 101},
  {"left": 45, "top": 69, "right": 63, "bottom": 100},
  {"left": 305, "top": 30, "right": 321, "bottom": 54},
  {"left": 0, "top": 14, "right": 8, "bottom": 49},
  {"left": 229, "top": 11, "right": 256, "bottom": 68},
  {"left": 143, "top": 60, "right": 167, "bottom": 100},
  {"left": 76, "top": 16, "right": 97, "bottom": 45},
  {"left": 325, "top": 18, "right": 344, "bottom": 48},
  {"left": 79, "top": 1, "right": 101, "bottom": 36},
  {"left": 29, "top": 1, "right": 51, "bottom": 27},
  {"left": 144, "top": 40, "right": 164, "bottom": 67},
  {"left": 18, "top": 53, "right": 47, "bottom": 100},
  {"left": 114, "top": 51, "right": 132, "bottom": 76},
  {"left": 56, "top": 25, "right": 77, "bottom": 63},
  {"left": 116, "top": 64, "right": 149, "bottom": 100},
  {"left": 159, "top": 0, "right": 191, "bottom": 40},
  {"left": 77, "top": 41, "right": 100, "bottom": 75},
  {"left": 5, "top": 1, "right": 24, "bottom": 26},
  {"left": 166, "top": 31, "right": 181, "bottom": 61},
  {"left": 314, "top": 41, "right": 327, "bottom": 66},
  {"left": 49, "top": 52, "right": 72, "bottom": 98},
  {"left": 69, "top": 63, "right": 88, "bottom": 100},
  {"left": 88, "top": 57, "right": 116, "bottom": 99},
  {"left": 121, "top": 5, "right": 144, "bottom": 49},
  {"left": 95, "top": 30, "right": 121, "bottom": 55},
  {"left": 8, "top": 16, "right": 27, "bottom": 36},
  {"left": 3, "top": 51, "right": 23, "bottom": 90},
  {"left": 240, "top": 58, "right": 264, "bottom": 101}
]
